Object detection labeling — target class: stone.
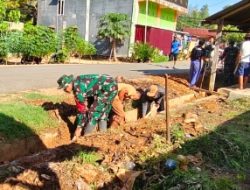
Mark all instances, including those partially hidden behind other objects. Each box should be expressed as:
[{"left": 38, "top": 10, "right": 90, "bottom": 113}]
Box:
[{"left": 184, "top": 112, "right": 198, "bottom": 123}]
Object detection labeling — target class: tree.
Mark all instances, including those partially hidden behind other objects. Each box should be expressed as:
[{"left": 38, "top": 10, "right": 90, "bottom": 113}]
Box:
[
  {"left": 222, "top": 25, "right": 244, "bottom": 44},
  {"left": 177, "top": 4, "right": 210, "bottom": 30},
  {"left": 98, "top": 13, "right": 130, "bottom": 61},
  {"left": 4, "top": 0, "right": 37, "bottom": 24}
]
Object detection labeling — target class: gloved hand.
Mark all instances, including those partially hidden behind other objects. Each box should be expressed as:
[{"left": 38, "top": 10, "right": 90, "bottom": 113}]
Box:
[{"left": 75, "top": 99, "right": 88, "bottom": 113}]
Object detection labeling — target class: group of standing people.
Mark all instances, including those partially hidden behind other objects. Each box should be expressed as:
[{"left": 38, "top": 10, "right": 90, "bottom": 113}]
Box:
[
  {"left": 189, "top": 33, "right": 250, "bottom": 90},
  {"left": 57, "top": 74, "right": 165, "bottom": 142}
]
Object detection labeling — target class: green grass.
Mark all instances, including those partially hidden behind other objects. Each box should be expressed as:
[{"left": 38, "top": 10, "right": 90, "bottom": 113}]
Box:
[
  {"left": 74, "top": 150, "right": 102, "bottom": 165},
  {"left": 23, "top": 92, "right": 65, "bottom": 102},
  {"left": 134, "top": 98, "right": 250, "bottom": 189},
  {"left": 143, "top": 169, "right": 240, "bottom": 190},
  {"left": 0, "top": 102, "right": 57, "bottom": 140}
]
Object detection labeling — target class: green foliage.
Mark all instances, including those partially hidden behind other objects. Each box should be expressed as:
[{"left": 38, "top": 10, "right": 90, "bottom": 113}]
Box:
[
  {"left": 75, "top": 150, "right": 102, "bottom": 165},
  {"left": 52, "top": 48, "right": 69, "bottom": 63},
  {"left": 177, "top": 4, "right": 210, "bottom": 30},
  {"left": 0, "top": 0, "right": 6, "bottom": 22},
  {"left": 0, "top": 21, "right": 9, "bottom": 33},
  {"left": 151, "top": 49, "right": 168, "bottom": 63},
  {"left": 0, "top": 102, "right": 57, "bottom": 140},
  {"left": 6, "top": 30, "right": 22, "bottom": 55},
  {"left": 20, "top": 24, "right": 57, "bottom": 58},
  {"left": 131, "top": 42, "right": 168, "bottom": 63},
  {"left": 171, "top": 123, "right": 185, "bottom": 144},
  {"left": 63, "top": 26, "right": 79, "bottom": 55},
  {"left": 76, "top": 39, "right": 96, "bottom": 57},
  {"left": 98, "top": 13, "right": 130, "bottom": 42},
  {"left": 7, "top": 9, "right": 20, "bottom": 22},
  {"left": 63, "top": 26, "right": 96, "bottom": 57},
  {"left": 0, "top": 34, "right": 8, "bottom": 58},
  {"left": 147, "top": 169, "right": 238, "bottom": 190},
  {"left": 131, "top": 42, "right": 155, "bottom": 62},
  {"left": 222, "top": 25, "right": 244, "bottom": 43}
]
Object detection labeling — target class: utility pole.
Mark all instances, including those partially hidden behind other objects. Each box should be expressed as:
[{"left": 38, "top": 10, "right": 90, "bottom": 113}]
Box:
[{"left": 209, "top": 19, "right": 223, "bottom": 91}]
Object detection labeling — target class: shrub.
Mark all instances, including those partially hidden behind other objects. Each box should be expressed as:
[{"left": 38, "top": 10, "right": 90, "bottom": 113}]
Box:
[
  {"left": 6, "top": 30, "right": 23, "bottom": 55},
  {"left": 0, "top": 35, "right": 8, "bottom": 59},
  {"left": 0, "top": 21, "right": 9, "bottom": 33},
  {"left": 50, "top": 48, "right": 69, "bottom": 63},
  {"left": 7, "top": 10, "right": 20, "bottom": 23},
  {"left": 20, "top": 24, "right": 57, "bottom": 59},
  {"left": 63, "top": 26, "right": 96, "bottom": 57},
  {"left": 131, "top": 42, "right": 168, "bottom": 63},
  {"left": 76, "top": 40, "right": 96, "bottom": 57},
  {"left": 131, "top": 42, "right": 155, "bottom": 62},
  {"left": 152, "top": 49, "right": 169, "bottom": 63}
]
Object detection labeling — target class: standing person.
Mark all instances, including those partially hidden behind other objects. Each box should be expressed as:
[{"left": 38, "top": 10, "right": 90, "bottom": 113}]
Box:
[
  {"left": 189, "top": 40, "right": 205, "bottom": 88},
  {"left": 111, "top": 83, "right": 141, "bottom": 127},
  {"left": 203, "top": 37, "right": 215, "bottom": 73},
  {"left": 236, "top": 33, "right": 250, "bottom": 89},
  {"left": 141, "top": 85, "right": 165, "bottom": 118},
  {"left": 221, "top": 40, "right": 239, "bottom": 86},
  {"left": 57, "top": 74, "right": 118, "bottom": 141},
  {"left": 171, "top": 36, "right": 181, "bottom": 69}
]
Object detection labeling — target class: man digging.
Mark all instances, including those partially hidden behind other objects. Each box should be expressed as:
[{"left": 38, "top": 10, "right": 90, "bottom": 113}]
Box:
[
  {"left": 141, "top": 84, "right": 165, "bottom": 118},
  {"left": 111, "top": 82, "right": 141, "bottom": 127},
  {"left": 57, "top": 74, "right": 118, "bottom": 142}
]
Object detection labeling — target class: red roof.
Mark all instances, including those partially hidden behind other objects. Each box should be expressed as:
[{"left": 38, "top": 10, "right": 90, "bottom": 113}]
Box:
[{"left": 183, "top": 27, "right": 216, "bottom": 39}]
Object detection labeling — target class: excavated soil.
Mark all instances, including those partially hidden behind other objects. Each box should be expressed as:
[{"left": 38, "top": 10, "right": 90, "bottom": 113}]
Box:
[{"left": 0, "top": 75, "right": 208, "bottom": 190}]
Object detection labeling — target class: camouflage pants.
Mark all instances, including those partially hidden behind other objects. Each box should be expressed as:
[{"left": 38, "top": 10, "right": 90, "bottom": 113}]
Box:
[{"left": 88, "top": 79, "right": 118, "bottom": 126}]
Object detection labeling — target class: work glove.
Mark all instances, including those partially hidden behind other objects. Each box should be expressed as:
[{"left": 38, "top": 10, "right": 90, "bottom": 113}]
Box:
[{"left": 75, "top": 99, "right": 88, "bottom": 113}]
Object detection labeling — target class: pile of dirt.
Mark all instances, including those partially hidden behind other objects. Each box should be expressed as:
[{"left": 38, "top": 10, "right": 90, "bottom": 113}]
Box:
[{"left": 0, "top": 75, "right": 200, "bottom": 189}]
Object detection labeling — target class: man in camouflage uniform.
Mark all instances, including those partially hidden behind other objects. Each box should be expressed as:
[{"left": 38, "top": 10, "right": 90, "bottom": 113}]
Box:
[
  {"left": 57, "top": 74, "right": 118, "bottom": 141},
  {"left": 221, "top": 41, "right": 239, "bottom": 86}
]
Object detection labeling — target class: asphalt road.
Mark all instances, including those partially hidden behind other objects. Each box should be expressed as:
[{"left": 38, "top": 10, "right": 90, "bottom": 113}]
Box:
[{"left": 0, "top": 62, "right": 189, "bottom": 93}]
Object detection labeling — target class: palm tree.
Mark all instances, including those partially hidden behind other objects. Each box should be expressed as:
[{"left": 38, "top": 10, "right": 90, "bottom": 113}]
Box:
[{"left": 98, "top": 13, "right": 130, "bottom": 61}]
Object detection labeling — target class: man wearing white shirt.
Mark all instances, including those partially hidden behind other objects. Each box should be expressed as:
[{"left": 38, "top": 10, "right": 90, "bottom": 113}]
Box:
[{"left": 237, "top": 33, "right": 250, "bottom": 89}]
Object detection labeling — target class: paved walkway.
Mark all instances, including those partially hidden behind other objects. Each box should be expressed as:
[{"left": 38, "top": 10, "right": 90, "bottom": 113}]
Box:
[{"left": 0, "top": 61, "right": 189, "bottom": 94}]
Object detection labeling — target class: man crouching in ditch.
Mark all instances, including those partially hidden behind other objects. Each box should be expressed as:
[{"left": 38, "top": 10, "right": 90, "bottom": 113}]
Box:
[{"left": 57, "top": 74, "right": 118, "bottom": 142}]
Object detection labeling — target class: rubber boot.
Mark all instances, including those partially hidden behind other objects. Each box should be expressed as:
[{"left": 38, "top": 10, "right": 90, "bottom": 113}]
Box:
[
  {"left": 84, "top": 123, "right": 95, "bottom": 135},
  {"left": 99, "top": 120, "right": 107, "bottom": 132}
]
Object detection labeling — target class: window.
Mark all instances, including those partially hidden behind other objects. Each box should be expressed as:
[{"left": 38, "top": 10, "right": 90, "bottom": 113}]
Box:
[{"left": 58, "top": 0, "right": 65, "bottom": 15}]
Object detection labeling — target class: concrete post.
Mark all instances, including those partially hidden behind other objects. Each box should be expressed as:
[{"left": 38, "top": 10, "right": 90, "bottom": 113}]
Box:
[
  {"left": 209, "top": 19, "right": 223, "bottom": 91},
  {"left": 85, "top": 0, "right": 90, "bottom": 42}
]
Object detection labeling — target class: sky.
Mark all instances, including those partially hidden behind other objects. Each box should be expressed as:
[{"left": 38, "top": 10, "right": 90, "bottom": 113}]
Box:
[{"left": 188, "top": 0, "right": 242, "bottom": 15}]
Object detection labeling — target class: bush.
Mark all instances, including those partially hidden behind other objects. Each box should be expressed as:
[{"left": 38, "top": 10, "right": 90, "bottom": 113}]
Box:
[
  {"left": 0, "top": 35, "right": 8, "bottom": 59},
  {"left": 76, "top": 40, "right": 96, "bottom": 57},
  {"left": 131, "top": 42, "right": 155, "bottom": 62},
  {"left": 7, "top": 10, "right": 20, "bottom": 23},
  {"left": 50, "top": 48, "right": 69, "bottom": 63},
  {"left": 20, "top": 24, "right": 57, "bottom": 60},
  {"left": 63, "top": 26, "right": 96, "bottom": 57},
  {"left": 6, "top": 31, "right": 22, "bottom": 55},
  {"left": 0, "top": 21, "right": 9, "bottom": 33},
  {"left": 131, "top": 42, "right": 168, "bottom": 63},
  {"left": 152, "top": 49, "right": 169, "bottom": 63}
]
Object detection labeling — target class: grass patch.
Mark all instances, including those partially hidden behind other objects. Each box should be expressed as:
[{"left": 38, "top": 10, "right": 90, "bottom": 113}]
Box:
[
  {"left": 143, "top": 169, "right": 239, "bottom": 190},
  {"left": 74, "top": 150, "right": 102, "bottom": 165},
  {"left": 135, "top": 99, "right": 250, "bottom": 189},
  {"left": 23, "top": 92, "right": 65, "bottom": 102},
  {"left": 0, "top": 102, "right": 57, "bottom": 140}
]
